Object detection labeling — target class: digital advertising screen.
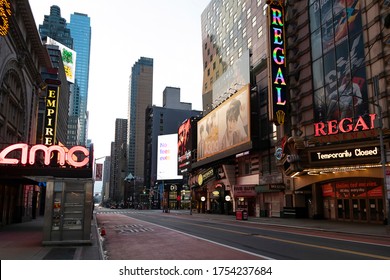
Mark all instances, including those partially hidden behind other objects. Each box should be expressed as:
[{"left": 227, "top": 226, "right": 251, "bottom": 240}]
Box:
[{"left": 157, "top": 134, "right": 183, "bottom": 180}]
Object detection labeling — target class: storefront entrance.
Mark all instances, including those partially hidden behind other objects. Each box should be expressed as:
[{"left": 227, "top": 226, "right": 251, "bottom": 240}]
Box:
[
  {"left": 336, "top": 198, "right": 384, "bottom": 222},
  {"left": 322, "top": 179, "right": 384, "bottom": 223}
]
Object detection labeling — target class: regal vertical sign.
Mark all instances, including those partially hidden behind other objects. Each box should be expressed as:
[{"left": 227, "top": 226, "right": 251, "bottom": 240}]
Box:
[
  {"left": 267, "top": 1, "right": 287, "bottom": 126},
  {"left": 44, "top": 85, "right": 60, "bottom": 145}
]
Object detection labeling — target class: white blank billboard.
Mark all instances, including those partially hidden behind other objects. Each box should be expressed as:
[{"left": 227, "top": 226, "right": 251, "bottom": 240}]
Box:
[{"left": 157, "top": 134, "right": 183, "bottom": 180}]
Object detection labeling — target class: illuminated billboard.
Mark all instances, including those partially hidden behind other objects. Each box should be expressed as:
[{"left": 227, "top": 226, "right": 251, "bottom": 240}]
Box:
[
  {"left": 309, "top": 0, "right": 369, "bottom": 142},
  {"left": 267, "top": 1, "right": 287, "bottom": 126},
  {"left": 157, "top": 134, "right": 183, "bottom": 180},
  {"left": 178, "top": 118, "right": 195, "bottom": 175},
  {"left": 44, "top": 85, "right": 60, "bottom": 145},
  {"left": 197, "top": 84, "right": 251, "bottom": 161},
  {"left": 45, "top": 37, "right": 77, "bottom": 84}
]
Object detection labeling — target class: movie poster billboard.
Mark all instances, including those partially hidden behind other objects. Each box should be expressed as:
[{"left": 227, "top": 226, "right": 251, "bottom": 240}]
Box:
[
  {"left": 310, "top": 0, "right": 368, "bottom": 125},
  {"left": 178, "top": 118, "right": 196, "bottom": 175},
  {"left": 197, "top": 84, "right": 250, "bottom": 161}
]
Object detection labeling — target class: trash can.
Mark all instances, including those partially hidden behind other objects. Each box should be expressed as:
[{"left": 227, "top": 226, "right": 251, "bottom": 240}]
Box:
[
  {"left": 242, "top": 210, "right": 248, "bottom": 220},
  {"left": 235, "top": 210, "right": 243, "bottom": 220}
]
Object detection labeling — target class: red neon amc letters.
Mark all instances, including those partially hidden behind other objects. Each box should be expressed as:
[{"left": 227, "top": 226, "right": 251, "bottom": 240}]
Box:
[
  {"left": 0, "top": 144, "right": 89, "bottom": 168},
  {"left": 314, "top": 114, "right": 376, "bottom": 136}
]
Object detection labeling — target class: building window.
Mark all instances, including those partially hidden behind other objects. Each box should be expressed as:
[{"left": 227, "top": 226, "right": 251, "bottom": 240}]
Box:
[
  {"left": 252, "top": 16, "right": 257, "bottom": 27},
  {"left": 243, "top": 27, "right": 247, "bottom": 38},
  {"left": 247, "top": 8, "right": 251, "bottom": 19},
  {"left": 237, "top": 155, "right": 252, "bottom": 176},
  {"left": 248, "top": 37, "right": 252, "bottom": 48},
  {"left": 263, "top": 4, "right": 267, "bottom": 15},
  {"left": 258, "top": 26, "right": 263, "bottom": 38}
]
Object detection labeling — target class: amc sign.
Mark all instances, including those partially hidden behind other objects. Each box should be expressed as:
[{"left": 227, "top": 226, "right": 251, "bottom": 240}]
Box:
[{"left": 0, "top": 143, "right": 90, "bottom": 168}]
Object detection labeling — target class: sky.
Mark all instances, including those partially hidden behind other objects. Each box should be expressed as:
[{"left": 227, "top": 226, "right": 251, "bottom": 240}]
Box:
[{"left": 29, "top": 0, "right": 209, "bottom": 163}]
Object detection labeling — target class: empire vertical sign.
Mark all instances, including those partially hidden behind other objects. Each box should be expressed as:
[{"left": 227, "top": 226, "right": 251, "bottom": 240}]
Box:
[
  {"left": 44, "top": 85, "right": 60, "bottom": 145},
  {"left": 267, "top": 1, "right": 287, "bottom": 126}
]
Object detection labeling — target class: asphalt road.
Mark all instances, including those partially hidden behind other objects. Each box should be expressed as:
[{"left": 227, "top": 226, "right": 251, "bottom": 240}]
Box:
[{"left": 97, "top": 209, "right": 390, "bottom": 260}]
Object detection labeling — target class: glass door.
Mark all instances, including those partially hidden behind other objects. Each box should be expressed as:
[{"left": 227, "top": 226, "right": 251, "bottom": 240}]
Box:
[
  {"left": 337, "top": 199, "right": 350, "bottom": 220},
  {"left": 359, "top": 199, "right": 367, "bottom": 221},
  {"left": 368, "top": 198, "right": 383, "bottom": 222},
  {"left": 352, "top": 199, "right": 367, "bottom": 221}
]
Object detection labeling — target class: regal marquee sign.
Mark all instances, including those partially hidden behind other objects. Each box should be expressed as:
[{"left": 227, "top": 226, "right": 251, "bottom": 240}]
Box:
[
  {"left": 267, "top": 1, "right": 287, "bottom": 126},
  {"left": 314, "top": 114, "right": 376, "bottom": 136},
  {"left": 0, "top": 144, "right": 90, "bottom": 168}
]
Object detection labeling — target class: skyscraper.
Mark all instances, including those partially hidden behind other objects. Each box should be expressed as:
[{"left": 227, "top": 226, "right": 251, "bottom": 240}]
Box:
[
  {"left": 201, "top": 0, "right": 265, "bottom": 112},
  {"left": 38, "top": 5, "right": 90, "bottom": 147},
  {"left": 38, "top": 6, "right": 73, "bottom": 146},
  {"left": 38, "top": 5, "right": 73, "bottom": 49},
  {"left": 110, "top": 119, "right": 128, "bottom": 203},
  {"left": 67, "top": 12, "right": 91, "bottom": 146},
  {"left": 127, "top": 57, "right": 153, "bottom": 184}
]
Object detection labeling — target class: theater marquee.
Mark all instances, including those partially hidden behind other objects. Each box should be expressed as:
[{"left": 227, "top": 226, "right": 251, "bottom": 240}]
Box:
[{"left": 0, "top": 143, "right": 90, "bottom": 168}]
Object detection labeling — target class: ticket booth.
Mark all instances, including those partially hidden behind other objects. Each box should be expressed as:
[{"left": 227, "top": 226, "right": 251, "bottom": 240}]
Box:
[{"left": 42, "top": 178, "right": 93, "bottom": 245}]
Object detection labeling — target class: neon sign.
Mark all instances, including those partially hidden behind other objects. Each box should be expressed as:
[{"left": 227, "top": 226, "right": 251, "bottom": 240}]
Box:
[
  {"left": 0, "top": 144, "right": 90, "bottom": 168},
  {"left": 314, "top": 114, "right": 376, "bottom": 137},
  {"left": 44, "top": 85, "right": 60, "bottom": 145},
  {"left": 0, "top": 0, "right": 11, "bottom": 37},
  {"left": 267, "top": 1, "right": 287, "bottom": 126}
]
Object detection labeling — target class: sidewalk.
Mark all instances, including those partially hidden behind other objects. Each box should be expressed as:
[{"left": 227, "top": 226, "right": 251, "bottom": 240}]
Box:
[
  {"left": 0, "top": 215, "right": 102, "bottom": 260},
  {"left": 0, "top": 209, "right": 389, "bottom": 260}
]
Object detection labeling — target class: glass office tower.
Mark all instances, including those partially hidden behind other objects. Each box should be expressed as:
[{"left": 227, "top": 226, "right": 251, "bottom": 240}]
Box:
[
  {"left": 68, "top": 12, "right": 91, "bottom": 146},
  {"left": 127, "top": 57, "right": 154, "bottom": 183}
]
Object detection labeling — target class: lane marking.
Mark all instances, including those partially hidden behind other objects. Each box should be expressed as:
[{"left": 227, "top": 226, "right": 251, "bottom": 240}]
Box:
[
  {"left": 146, "top": 217, "right": 390, "bottom": 260},
  {"left": 100, "top": 210, "right": 390, "bottom": 259}
]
